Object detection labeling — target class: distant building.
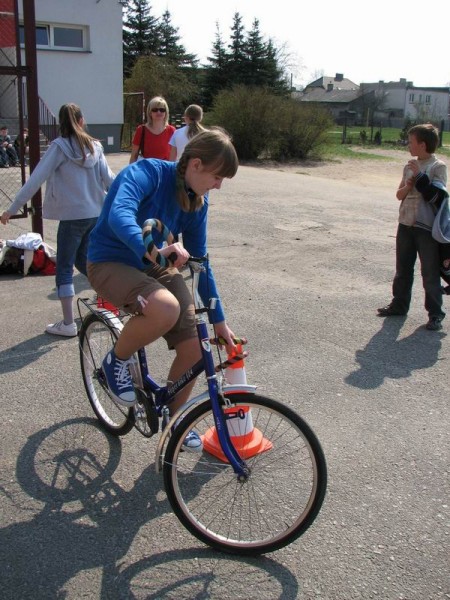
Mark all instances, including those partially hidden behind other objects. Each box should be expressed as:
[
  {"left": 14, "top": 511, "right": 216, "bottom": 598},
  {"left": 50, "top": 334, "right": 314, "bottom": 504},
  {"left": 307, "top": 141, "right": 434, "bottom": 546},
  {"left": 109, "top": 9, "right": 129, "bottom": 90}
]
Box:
[
  {"left": 360, "top": 79, "right": 449, "bottom": 128},
  {"left": 295, "top": 73, "right": 450, "bottom": 129},
  {"left": 293, "top": 73, "right": 360, "bottom": 124},
  {"left": 303, "top": 73, "right": 359, "bottom": 92}
]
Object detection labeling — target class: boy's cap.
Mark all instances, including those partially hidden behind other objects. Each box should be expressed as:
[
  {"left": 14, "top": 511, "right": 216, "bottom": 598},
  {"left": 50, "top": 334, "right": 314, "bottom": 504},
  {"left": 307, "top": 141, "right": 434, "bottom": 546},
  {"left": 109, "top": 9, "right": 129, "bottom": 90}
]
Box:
[{"left": 0, "top": 126, "right": 7, "bottom": 130}]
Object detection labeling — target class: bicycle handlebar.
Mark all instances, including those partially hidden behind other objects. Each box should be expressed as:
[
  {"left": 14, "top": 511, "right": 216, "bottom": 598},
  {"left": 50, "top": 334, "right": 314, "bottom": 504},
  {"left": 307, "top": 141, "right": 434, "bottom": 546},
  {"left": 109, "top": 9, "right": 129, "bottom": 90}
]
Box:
[
  {"left": 210, "top": 336, "right": 248, "bottom": 346},
  {"left": 142, "top": 218, "right": 207, "bottom": 269},
  {"left": 142, "top": 218, "right": 178, "bottom": 268}
]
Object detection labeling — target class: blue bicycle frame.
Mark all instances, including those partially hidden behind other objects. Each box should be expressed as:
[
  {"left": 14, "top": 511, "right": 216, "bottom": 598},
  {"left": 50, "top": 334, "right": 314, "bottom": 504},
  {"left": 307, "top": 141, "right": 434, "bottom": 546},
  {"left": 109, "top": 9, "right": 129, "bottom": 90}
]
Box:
[{"left": 137, "top": 260, "right": 252, "bottom": 477}]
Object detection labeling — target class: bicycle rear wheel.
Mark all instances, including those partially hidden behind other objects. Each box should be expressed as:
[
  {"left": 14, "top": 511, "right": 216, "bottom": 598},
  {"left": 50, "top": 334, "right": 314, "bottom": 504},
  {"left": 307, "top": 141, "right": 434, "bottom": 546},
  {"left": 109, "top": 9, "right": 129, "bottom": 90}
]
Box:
[
  {"left": 163, "top": 394, "right": 327, "bottom": 555},
  {"left": 79, "top": 311, "right": 134, "bottom": 436}
]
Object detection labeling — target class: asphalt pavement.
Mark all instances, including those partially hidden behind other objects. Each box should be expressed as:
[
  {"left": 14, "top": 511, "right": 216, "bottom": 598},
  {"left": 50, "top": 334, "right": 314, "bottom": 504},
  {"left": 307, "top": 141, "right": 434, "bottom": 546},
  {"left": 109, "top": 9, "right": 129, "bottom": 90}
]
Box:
[{"left": 0, "top": 153, "right": 448, "bottom": 599}]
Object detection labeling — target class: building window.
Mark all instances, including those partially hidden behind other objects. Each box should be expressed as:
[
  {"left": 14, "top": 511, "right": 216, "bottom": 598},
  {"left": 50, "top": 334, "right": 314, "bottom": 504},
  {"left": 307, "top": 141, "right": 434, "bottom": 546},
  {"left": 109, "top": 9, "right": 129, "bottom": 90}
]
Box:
[
  {"left": 19, "top": 23, "right": 88, "bottom": 51},
  {"left": 35, "top": 25, "right": 50, "bottom": 46},
  {"left": 409, "top": 93, "right": 415, "bottom": 103},
  {"left": 53, "top": 27, "right": 84, "bottom": 48},
  {"left": 425, "top": 95, "right": 431, "bottom": 104}
]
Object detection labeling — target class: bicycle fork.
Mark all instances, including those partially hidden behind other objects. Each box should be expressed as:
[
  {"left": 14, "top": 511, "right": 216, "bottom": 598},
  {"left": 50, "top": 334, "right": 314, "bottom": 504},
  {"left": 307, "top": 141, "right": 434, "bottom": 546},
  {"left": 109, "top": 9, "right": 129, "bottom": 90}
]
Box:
[{"left": 199, "top": 321, "right": 251, "bottom": 479}]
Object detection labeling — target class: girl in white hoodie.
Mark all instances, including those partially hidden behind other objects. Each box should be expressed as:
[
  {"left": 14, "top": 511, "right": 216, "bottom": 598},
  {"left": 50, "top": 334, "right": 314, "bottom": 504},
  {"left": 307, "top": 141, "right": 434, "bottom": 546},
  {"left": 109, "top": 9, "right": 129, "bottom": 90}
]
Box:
[{"left": 1, "top": 103, "right": 115, "bottom": 336}]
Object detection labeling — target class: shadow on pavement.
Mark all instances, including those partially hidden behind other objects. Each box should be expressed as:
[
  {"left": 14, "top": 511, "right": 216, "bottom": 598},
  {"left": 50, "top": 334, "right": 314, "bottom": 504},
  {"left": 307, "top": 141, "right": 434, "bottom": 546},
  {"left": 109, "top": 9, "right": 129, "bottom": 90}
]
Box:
[
  {"left": 115, "top": 547, "right": 299, "bottom": 599},
  {"left": 0, "top": 332, "right": 61, "bottom": 374},
  {"left": 1, "top": 417, "right": 299, "bottom": 599},
  {"left": 345, "top": 316, "right": 446, "bottom": 389}
]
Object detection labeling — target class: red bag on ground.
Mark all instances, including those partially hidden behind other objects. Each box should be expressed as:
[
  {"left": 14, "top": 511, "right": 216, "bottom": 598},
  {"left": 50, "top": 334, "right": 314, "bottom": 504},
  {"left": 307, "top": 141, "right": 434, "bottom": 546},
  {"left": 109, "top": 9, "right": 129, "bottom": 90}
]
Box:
[{"left": 30, "top": 248, "right": 56, "bottom": 275}]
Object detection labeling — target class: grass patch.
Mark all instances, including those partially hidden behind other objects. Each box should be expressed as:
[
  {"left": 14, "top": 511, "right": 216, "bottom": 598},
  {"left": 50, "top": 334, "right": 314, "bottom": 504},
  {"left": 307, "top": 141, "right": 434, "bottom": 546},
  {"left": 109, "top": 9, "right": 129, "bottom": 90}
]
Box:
[
  {"left": 437, "top": 146, "right": 450, "bottom": 158},
  {"left": 326, "top": 126, "right": 450, "bottom": 146},
  {"left": 320, "top": 126, "right": 450, "bottom": 161},
  {"left": 320, "top": 144, "right": 394, "bottom": 161}
]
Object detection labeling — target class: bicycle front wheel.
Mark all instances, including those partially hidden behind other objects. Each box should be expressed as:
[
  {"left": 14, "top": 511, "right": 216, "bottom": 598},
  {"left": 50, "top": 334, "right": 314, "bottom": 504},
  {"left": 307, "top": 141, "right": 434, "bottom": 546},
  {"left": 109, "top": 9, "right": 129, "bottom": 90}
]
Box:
[
  {"left": 163, "top": 394, "right": 327, "bottom": 555},
  {"left": 79, "top": 311, "right": 134, "bottom": 436}
]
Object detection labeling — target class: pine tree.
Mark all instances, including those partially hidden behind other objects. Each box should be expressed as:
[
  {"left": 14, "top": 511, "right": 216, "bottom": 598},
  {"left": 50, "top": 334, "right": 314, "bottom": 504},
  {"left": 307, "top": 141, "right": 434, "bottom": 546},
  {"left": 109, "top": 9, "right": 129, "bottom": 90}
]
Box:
[
  {"left": 227, "top": 12, "right": 247, "bottom": 84},
  {"left": 263, "top": 39, "right": 290, "bottom": 94},
  {"left": 158, "top": 10, "right": 198, "bottom": 67},
  {"left": 123, "top": 0, "right": 160, "bottom": 75},
  {"left": 201, "top": 12, "right": 291, "bottom": 106},
  {"left": 244, "top": 19, "right": 267, "bottom": 86},
  {"left": 203, "top": 23, "right": 230, "bottom": 106}
]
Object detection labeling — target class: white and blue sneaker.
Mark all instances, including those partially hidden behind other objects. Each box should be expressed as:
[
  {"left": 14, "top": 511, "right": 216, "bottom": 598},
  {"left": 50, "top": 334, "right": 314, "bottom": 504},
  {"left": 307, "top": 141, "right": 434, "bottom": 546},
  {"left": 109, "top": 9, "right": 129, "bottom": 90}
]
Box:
[
  {"left": 182, "top": 429, "right": 203, "bottom": 453},
  {"left": 169, "top": 419, "right": 203, "bottom": 453},
  {"left": 102, "top": 350, "right": 136, "bottom": 407}
]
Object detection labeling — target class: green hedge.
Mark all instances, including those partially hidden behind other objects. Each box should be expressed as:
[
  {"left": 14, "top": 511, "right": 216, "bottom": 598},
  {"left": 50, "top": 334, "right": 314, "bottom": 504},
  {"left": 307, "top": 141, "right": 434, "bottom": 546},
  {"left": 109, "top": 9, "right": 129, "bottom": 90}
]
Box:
[{"left": 206, "top": 85, "right": 333, "bottom": 161}]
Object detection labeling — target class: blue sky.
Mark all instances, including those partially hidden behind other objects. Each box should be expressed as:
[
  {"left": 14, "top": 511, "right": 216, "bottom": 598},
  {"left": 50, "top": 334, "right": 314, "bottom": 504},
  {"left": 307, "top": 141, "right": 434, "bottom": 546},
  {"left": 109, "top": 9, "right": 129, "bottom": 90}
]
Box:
[{"left": 148, "top": 0, "right": 450, "bottom": 89}]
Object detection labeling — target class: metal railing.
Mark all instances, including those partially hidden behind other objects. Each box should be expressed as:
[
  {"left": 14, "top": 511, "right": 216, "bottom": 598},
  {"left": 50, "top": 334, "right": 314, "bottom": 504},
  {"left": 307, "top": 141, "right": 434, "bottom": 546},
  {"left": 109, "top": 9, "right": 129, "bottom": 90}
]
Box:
[
  {"left": 38, "top": 95, "right": 58, "bottom": 144},
  {"left": 21, "top": 81, "right": 58, "bottom": 145}
]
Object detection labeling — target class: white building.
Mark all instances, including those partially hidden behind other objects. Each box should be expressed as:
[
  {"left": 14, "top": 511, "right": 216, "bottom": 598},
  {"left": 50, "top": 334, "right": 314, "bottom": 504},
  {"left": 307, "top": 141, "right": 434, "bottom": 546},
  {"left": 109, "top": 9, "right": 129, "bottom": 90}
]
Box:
[
  {"left": 18, "top": 0, "right": 124, "bottom": 152},
  {"left": 404, "top": 86, "right": 449, "bottom": 123},
  {"left": 360, "top": 79, "right": 449, "bottom": 127}
]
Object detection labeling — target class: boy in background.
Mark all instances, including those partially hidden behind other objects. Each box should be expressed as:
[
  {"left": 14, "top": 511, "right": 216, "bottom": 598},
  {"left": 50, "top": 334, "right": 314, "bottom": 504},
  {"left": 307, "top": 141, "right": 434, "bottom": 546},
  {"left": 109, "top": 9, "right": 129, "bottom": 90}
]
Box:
[{"left": 377, "top": 123, "right": 447, "bottom": 331}]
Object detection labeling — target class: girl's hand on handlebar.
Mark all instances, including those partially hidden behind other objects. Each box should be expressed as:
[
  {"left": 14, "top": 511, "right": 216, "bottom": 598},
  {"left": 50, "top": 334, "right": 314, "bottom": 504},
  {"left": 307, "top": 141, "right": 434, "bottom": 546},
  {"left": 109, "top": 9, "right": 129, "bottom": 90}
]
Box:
[
  {"left": 214, "top": 321, "right": 236, "bottom": 354},
  {"left": 159, "top": 242, "right": 189, "bottom": 269}
]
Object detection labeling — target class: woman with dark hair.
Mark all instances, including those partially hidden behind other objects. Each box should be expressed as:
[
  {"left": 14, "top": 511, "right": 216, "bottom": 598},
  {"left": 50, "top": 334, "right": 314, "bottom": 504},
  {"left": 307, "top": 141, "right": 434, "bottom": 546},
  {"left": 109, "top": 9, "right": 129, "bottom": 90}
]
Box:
[{"left": 1, "top": 103, "right": 115, "bottom": 337}]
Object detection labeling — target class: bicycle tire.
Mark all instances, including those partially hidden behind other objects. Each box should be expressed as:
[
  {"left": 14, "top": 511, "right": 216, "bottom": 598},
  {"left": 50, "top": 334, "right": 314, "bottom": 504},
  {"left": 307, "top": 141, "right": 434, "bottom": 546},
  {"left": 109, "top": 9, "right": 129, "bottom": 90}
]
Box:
[
  {"left": 163, "top": 393, "right": 327, "bottom": 555},
  {"left": 79, "top": 311, "right": 134, "bottom": 436}
]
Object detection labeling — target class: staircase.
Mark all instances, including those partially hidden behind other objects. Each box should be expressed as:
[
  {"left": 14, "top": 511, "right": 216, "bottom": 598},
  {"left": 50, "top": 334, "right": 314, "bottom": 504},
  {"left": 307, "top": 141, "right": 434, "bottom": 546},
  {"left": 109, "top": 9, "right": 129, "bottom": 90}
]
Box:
[{"left": 16, "top": 90, "right": 58, "bottom": 156}]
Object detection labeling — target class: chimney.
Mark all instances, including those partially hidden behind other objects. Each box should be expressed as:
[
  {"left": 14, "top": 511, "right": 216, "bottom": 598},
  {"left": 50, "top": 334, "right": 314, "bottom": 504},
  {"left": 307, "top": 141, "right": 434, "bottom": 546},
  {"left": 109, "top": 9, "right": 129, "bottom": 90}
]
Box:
[{"left": 335, "top": 73, "right": 344, "bottom": 81}]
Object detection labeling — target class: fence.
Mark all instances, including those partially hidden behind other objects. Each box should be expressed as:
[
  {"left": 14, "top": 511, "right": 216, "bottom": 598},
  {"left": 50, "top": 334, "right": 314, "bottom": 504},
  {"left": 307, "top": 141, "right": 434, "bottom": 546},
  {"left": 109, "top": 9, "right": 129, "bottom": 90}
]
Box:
[
  {"left": 0, "top": 0, "right": 29, "bottom": 221},
  {"left": 0, "top": 0, "right": 58, "bottom": 236}
]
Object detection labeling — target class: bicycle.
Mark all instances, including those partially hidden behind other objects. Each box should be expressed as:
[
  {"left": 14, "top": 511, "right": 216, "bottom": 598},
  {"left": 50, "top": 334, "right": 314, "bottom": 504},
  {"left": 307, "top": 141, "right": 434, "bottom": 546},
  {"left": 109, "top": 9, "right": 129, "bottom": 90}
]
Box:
[{"left": 77, "top": 219, "right": 327, "bottom": 555}]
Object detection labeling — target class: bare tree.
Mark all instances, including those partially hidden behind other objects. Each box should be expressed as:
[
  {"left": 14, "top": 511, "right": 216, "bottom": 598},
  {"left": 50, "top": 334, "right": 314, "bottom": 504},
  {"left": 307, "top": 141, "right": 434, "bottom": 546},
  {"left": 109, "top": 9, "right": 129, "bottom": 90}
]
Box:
[{"left": 270, "top": 38, "right": 305, "bottom": 89}]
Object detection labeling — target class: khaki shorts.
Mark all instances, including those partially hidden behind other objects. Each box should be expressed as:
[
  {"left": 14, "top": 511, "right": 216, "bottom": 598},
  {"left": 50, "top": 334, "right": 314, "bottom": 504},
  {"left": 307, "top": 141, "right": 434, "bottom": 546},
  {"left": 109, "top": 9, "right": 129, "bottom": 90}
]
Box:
[{"left": 87, "top": 261, "right": 196, "bottom": 348}]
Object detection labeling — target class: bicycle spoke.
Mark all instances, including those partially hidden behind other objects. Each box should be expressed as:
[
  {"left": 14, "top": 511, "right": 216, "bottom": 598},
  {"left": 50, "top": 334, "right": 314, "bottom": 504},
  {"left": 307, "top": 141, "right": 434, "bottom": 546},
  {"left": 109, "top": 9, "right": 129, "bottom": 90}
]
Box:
[{"left": 79, "top": 313, "right": 134, "bottom": 435}]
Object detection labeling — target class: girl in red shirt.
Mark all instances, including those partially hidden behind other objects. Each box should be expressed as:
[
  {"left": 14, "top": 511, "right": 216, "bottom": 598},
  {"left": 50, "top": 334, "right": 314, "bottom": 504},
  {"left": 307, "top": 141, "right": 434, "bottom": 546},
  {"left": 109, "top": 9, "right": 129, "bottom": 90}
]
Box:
[{"left": 129, "top": 96, "right": 175, "bottom": 163}]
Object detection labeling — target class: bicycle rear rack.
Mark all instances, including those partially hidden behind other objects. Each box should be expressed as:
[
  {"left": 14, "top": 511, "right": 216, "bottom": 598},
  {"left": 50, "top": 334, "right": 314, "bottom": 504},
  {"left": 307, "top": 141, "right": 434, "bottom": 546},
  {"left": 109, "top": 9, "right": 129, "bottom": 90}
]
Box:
[{"left": 77, "top": 296, "right": 125, "bottom": 326}]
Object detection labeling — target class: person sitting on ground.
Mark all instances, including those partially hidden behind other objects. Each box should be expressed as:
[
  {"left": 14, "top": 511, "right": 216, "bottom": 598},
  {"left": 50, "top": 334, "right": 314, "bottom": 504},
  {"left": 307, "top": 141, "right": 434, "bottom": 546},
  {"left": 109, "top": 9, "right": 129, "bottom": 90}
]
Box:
[
  {"left": 13, "top": 127, "right": 29, "bottom": 162},
  {"left": 0, "top": 126, "right": 20, "bottom": 167}
]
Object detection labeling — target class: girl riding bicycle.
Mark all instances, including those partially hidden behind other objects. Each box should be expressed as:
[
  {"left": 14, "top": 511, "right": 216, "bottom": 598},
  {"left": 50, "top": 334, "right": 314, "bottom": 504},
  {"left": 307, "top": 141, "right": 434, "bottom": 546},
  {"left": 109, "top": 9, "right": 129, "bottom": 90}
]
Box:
[{"left": 86, "top": 128, "right": 238, "bottom": 451}]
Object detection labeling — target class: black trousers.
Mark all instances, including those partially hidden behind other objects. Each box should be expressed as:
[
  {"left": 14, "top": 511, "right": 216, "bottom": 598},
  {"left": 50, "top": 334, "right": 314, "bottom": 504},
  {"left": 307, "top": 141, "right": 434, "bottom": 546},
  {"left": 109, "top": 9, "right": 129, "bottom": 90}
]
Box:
[{"left": 391, "top": 224, "right": 444, "bottom": 318}]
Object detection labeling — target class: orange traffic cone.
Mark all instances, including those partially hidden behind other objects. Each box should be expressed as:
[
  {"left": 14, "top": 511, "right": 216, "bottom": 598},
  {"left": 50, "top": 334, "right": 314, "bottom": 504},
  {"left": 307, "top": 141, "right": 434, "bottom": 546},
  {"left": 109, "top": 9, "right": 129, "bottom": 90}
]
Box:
[
  {"left": 203, "top": 345, "right": 273, "bottom": 462},
  {"left": 224, "top": 344, "right": 247, "bottom": 385}
]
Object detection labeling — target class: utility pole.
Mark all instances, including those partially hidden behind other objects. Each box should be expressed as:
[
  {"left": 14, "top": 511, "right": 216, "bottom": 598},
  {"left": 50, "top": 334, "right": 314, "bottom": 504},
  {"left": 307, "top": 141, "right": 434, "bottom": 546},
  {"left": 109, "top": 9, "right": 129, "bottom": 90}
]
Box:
[{"left": 22, "top": 0, "right": 43, "bottom": 237}]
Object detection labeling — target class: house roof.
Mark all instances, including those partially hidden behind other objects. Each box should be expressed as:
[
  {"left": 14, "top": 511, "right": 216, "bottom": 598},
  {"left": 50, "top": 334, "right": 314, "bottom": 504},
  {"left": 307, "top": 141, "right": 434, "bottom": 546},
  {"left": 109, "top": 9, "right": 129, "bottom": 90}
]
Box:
[
  {"left": 299, "top": 87, "right": 360, "bottom": 104},
  {"left": 362, "top": 80, "right": 449, "bottom": 93},
  {"left": 305, "top": 73, "right": 359, "bottom": 92}
]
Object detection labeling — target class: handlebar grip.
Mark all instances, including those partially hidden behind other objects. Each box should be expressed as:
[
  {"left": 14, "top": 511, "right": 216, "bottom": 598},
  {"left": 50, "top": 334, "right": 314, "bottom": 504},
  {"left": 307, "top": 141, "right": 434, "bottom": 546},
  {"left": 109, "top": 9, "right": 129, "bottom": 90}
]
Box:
[
  {"left": 142, "top": 218, "right": 176, "bottom": 268},
  {"left": 210, "top": 336, "right": 248, "bottom": 346}
]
